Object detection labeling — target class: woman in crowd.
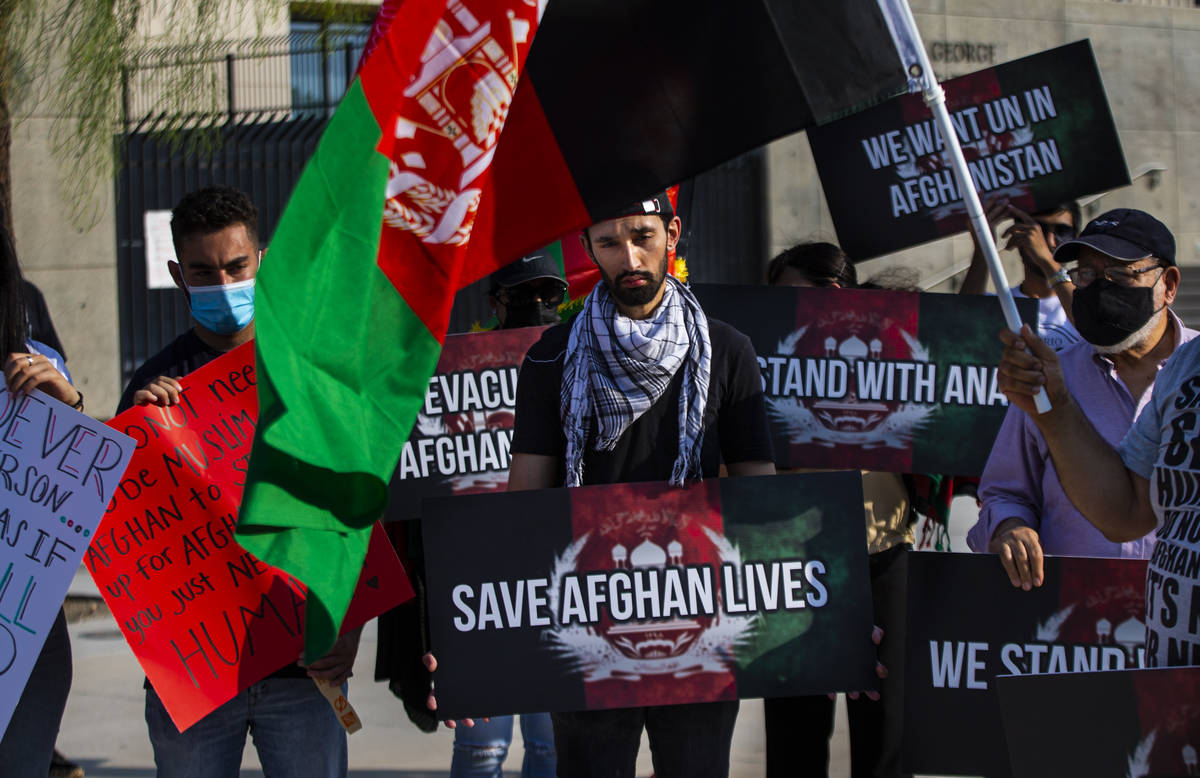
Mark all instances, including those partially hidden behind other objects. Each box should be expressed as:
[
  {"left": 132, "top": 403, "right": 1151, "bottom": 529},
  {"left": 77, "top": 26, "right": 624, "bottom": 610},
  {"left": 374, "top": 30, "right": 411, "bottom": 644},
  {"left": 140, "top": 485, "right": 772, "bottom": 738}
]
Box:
[
  {"left": 764, "top": 242, "right": 913, "bottom": 778},
  {"left": 0, "top": 215, "right": 84, "bottom": 777}
]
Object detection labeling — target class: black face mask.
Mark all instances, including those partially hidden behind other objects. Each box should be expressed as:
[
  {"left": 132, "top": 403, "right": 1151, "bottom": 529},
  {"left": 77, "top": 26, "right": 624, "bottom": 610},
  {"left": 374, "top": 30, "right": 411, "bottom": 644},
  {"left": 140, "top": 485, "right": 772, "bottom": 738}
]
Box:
[
  {"left": 500, "top": 301, "right": 561, "bottom": 329},
  {"left": 1071, "top": 278, "right": 1160, "bottom": 347}
]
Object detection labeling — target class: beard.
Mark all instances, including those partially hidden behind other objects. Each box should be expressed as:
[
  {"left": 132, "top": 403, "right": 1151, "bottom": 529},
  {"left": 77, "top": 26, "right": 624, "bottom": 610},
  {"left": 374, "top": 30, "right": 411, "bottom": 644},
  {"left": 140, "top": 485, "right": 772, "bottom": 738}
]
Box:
[
  {"left": 599, "top": 248, "right": 669, "bottom": 308},
  {"left": 1091, "top": 305, "right": 1166, "bottom": 355}
]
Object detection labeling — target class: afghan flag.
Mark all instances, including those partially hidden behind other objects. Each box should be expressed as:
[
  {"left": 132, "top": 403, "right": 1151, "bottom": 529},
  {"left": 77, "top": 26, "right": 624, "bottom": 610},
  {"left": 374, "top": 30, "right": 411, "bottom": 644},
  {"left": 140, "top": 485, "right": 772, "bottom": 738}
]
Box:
[{"left": 237, "top": 0, "right": 912, "bottom": 660}]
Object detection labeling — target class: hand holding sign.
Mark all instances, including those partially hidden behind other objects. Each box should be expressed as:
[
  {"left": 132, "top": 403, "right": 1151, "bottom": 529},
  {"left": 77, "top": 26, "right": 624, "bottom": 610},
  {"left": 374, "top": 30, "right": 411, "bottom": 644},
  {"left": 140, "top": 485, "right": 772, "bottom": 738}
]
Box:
[{"left": 0, "top": 388, "right": 135, "bottom": 737}]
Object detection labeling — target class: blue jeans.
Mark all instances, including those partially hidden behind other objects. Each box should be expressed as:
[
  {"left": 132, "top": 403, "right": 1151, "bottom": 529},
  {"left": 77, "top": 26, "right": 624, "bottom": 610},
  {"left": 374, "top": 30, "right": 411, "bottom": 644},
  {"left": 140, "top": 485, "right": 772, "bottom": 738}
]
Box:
[
  {"left": 451, "top": 713, "right": 556, "bottom": 778},
  {"left": 145, "top": 676, "right": 347, "bottom": 778},
  {"left": 0, "top": 609, "right": 71, "bottom": 778}
]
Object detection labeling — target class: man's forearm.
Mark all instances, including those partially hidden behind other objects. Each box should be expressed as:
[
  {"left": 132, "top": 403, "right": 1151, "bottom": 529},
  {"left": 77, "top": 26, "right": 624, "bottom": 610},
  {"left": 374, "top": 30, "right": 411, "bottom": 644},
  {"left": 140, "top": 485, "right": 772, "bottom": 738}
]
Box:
[{"left": 1035, "top": 398, "right": 1147, "bottom": 541}]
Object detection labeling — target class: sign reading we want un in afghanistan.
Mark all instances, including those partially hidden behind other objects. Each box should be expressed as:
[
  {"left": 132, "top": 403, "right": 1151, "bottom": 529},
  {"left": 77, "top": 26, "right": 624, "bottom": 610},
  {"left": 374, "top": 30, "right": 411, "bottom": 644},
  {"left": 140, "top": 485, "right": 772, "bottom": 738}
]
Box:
[
  {"left": 807, "top": 40, "right": 1129, "bottom": 261},
  {"left": 422, "top": 472, "right": 877, "bottom": 719}
]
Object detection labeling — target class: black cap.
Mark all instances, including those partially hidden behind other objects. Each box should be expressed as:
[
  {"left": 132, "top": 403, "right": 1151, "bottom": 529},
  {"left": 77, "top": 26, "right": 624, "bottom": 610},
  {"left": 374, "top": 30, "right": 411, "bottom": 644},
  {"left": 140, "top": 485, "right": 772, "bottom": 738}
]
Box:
[
  {"left": 1054, "top": 208, "right": 1176, "bottom": 266},
  {"left": 490, "top": 252, "right": 566, "bottom": 289},
  {"left": 607, "top": 190, "right": 675, "bottom": 219}
]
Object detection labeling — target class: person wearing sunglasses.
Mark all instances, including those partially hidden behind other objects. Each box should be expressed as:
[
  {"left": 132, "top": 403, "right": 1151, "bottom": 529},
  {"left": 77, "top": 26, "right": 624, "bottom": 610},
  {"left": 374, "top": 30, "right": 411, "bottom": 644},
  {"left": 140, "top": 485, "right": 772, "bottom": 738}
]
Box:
[
  {"left": 959, "top": 198, "right": 1083, "bottom": 352},
  {"left": 970, "top": 209, "right": 1194, "bottom": 598},
  {"left": 488, "top": 253, "right": 568, "bottom": 330}
]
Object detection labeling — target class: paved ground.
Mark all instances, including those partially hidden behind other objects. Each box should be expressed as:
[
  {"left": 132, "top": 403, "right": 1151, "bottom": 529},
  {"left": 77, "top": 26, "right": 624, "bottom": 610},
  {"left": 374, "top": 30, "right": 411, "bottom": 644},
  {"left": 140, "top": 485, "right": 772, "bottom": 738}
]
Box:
[{"left": 54, "top": 496, "right": 980, "bottom": 777}]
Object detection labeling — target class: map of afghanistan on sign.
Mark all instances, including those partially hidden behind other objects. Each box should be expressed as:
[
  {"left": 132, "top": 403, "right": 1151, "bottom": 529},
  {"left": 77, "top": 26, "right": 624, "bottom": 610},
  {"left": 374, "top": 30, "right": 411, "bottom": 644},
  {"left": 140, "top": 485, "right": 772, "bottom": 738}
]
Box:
[
  {"left": 807, "top": 39, "right": 1129, "bottom": 261},
  {"left": 422, "top": 472, "right": 876, "bottom": 720},
  {"left": 386, "top": 326, "right": 547, "bottom": 521},
  {"left": 904, "top": 553, "right": 1148, "bottom": 778},
  {"left": 692, "top": 284, "right": 1037, "bottom": 476},
  {"left": 90, "top": 342, "right": 412, "bottom": 732},
  {"left": 997, "top": 667, "right": 1200, "bottom": 778},
  {"left": 0, "top": 389, "right": 135, "bottom": 737}
]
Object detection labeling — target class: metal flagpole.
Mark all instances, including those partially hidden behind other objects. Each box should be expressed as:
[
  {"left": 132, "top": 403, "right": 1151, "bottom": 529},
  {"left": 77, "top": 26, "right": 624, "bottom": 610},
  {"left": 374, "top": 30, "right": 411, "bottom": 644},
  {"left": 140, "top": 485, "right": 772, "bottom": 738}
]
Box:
[{"left": 874, "top": 0, "right": 1052, "bottom": 413}]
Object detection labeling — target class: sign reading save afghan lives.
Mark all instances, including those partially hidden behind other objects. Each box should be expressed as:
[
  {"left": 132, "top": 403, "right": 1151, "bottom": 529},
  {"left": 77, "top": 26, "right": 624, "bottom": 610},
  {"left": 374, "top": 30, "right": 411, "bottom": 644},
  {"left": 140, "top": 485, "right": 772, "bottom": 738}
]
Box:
[
  {"left": 905, "top": 553, "right": 1148, "bottom": 777},
  {"left": 693, "top": 284, "right": 1037, "bottom": 476},
  {"left": 996, "top": 667, "right": 1200, "bottom": 778},
  {"left": 422, "top": 472, "right": 876, "bottom": 720},
  {"left": 387, "top": 326, "right": 547, "bottom": 520},
  {"left": 0, "top": 390, "right": 134, "bottom": 737},
  {"left": 87, "top": 342, "right": 413, "bottom": 732},
  {"left": 807, "top": 40, "right": 1129, "bottom": 261}
]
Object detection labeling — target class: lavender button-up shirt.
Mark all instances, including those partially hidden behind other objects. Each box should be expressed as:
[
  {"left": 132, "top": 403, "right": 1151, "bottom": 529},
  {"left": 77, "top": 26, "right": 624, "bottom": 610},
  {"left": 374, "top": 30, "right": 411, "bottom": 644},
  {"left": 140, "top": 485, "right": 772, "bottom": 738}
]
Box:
[{"left": 968, "top": 314, "right": 1197, "bottom": 557}]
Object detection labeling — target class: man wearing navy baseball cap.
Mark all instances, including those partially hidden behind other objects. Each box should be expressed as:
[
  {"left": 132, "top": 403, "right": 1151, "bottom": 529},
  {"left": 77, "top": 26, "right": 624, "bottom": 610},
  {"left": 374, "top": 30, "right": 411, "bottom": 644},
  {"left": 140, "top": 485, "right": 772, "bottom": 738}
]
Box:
[
  {"left": 995, "top": 204, "right": 1200, "bottom": 669},
  {"left": 978, "top": 207, "right": 1197, "bottom": 612}
]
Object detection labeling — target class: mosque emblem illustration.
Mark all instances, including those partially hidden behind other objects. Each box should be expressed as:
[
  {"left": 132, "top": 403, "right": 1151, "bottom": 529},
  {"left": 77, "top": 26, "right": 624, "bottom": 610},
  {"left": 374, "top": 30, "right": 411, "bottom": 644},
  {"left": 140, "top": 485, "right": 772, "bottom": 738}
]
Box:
[
  {"left": 769, "top": 309, "right": 934, "bottom": 450},
  {"left": 604, "top": 538, "right": 702, "bottom": 661},
  {"left": 545, "top": 510, "right": 757, "bottom": 682}
]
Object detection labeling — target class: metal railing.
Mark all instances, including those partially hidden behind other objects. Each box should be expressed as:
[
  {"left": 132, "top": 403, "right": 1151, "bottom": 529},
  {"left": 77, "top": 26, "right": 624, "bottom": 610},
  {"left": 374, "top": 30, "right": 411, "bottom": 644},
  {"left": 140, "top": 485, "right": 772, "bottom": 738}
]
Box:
[{"left": 121, "top": 31, "right": 366, "bottom": 131}]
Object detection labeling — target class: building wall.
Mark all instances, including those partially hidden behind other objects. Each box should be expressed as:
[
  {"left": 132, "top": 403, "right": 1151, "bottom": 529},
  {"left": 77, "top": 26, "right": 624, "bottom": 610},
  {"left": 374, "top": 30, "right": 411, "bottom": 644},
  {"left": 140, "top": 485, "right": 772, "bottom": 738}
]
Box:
[
  {"left": 766, "top": 0, "right": 1200, "bottom": 292},
  {"left": 10, "top": 2, "right": 291, "bottom": 419}
]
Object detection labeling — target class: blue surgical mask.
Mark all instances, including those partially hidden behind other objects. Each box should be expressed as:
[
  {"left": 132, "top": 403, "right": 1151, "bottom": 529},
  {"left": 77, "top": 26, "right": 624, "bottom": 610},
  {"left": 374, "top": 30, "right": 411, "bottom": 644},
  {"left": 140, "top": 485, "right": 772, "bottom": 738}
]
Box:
[{"left": 186, "top": 278, "right": 255, "bottom": 334}]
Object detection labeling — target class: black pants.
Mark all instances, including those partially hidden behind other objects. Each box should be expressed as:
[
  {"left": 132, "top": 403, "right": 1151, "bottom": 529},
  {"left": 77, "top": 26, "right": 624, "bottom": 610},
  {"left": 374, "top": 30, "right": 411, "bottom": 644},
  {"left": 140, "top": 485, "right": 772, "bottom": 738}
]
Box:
[
  {"left": 552, "top": 699, "right": 739, "bottom": 778},
  {"left": 764, "top": 544, "right": 910, "bottom": 778}
]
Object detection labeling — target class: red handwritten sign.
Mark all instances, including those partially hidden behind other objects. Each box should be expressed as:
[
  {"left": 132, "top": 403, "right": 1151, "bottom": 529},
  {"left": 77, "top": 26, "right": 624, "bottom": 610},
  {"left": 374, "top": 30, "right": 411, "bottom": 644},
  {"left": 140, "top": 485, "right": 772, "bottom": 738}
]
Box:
[{"left": 86, "top": 342, "right": 412, "bottom": 731}]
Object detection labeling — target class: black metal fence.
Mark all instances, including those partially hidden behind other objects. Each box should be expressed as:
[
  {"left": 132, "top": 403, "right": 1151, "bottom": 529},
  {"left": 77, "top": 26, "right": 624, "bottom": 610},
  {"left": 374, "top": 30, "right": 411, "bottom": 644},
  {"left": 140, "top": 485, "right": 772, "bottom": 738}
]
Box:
[{"left": 115, "top": 115, "right": 327, "bottom": 387}]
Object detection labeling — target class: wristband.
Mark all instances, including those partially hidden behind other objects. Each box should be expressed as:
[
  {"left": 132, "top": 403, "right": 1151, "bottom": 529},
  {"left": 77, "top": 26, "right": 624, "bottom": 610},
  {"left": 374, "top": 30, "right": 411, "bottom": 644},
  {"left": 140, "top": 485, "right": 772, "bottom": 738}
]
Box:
[
  {"left": 71, "top": 390, "right": 84, "bottom": 411},
  {"left": 1049, "top": 267, "right": 1071, "bottom": 288}
]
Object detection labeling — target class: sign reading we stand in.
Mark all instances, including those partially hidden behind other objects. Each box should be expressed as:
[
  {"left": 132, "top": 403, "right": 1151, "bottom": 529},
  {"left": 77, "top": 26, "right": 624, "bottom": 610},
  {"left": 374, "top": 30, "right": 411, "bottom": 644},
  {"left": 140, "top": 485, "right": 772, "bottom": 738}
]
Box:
[
  {"left": 87, "top": 342, "right": 411, "bottom": 731},
  {"left": 0, "top": 389, "right": 135, "bottom": 737}
]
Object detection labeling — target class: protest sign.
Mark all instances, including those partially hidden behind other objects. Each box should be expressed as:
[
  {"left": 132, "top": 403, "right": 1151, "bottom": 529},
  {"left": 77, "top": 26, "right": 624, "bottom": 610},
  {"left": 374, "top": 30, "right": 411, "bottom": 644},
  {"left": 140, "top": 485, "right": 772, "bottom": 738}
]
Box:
[
  {"left": 905, "top": 552, "right": 1147, "bottom": 777},
  {"left": 422, "top": 472, "right": 875, "bottom": 719},
  {"left": 387, "top": 326, "right": 547, "bottom": 520},
  {"left": 996, "top": 667, "right": 1200, "bottom": 778},
  {"left": 808, "top": 40, "right": 1129, "bottom": 261},
  {"left": 0, "top": 388, "right": 134, "bottom": 736},
  {"left": 693, "top": 284, "right": 1037, "bottom": 476},
  {"left": 88, "top": 342, "right": 412, "bottom": 732}
]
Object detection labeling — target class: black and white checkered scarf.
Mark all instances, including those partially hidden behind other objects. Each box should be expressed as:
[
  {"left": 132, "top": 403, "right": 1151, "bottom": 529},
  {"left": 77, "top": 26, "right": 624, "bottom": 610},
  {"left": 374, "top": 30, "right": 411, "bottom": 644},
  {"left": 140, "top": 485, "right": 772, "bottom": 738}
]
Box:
[{"left": 561, "top": 276, "right": 711, "bottom": 487}]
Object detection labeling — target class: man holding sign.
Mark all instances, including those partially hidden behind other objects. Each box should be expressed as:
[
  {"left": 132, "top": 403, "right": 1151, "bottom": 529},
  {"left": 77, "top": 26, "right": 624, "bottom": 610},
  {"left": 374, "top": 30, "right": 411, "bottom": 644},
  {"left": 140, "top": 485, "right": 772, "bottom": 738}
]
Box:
[
  {"left": 972, "top": 209, "right": 1191, "bottom": 590},
  {"left": 996, "top": 208, "right": 1200, "bottom": 668},
  {"left": 429, "top": 192, "right": 776, "bottom": 777},
  {"left": 118, "top": 187, "right": 359, "bottom": 778}
]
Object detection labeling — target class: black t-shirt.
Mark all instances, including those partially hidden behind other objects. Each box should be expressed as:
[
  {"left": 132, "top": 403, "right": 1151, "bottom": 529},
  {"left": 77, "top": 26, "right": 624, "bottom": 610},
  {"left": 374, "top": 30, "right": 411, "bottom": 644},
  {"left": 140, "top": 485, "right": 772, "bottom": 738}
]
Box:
[
  {"left": 512, "top": 316, "right": 773, "bottom": 484},
  {"left": 121, "top": 329, "right": 310, "bottom": 681},
  {"left": 117, "top": 329, "right": 225, "bottom": 415},
  {"left": 22, "top": 281, "right": 65, "bottom": 359}
]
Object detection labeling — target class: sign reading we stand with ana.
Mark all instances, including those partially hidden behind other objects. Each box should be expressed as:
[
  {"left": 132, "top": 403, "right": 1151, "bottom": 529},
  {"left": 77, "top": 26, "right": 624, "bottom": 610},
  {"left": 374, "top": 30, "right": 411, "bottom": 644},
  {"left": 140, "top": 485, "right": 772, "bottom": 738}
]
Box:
[{"left": 87, "top": 342, "right": 411, "bottom": 731}]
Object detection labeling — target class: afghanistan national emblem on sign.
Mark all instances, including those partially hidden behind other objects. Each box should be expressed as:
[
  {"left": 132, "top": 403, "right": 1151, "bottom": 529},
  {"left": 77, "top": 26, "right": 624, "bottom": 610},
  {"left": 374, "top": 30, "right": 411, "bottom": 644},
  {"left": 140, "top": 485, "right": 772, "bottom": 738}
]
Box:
[
  {"left": 769, "top": 307, "right": 935, "bottom": 451},
  {"left": 546, "top": 493, "right": 757, "bottom": 683},
  {"left": 383, "top": 0, "right": 539, "bottom": 247}
]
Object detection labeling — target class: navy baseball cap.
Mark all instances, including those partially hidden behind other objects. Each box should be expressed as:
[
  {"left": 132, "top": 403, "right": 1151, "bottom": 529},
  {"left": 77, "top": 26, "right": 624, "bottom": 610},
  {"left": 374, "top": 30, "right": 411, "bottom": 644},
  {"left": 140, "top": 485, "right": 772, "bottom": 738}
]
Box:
[
  {"left": 1054, "top": 208, "right": 1176, "bottom": 266},
  {"left": 490, "top": 252, "right": 566, "bottom": 289}
]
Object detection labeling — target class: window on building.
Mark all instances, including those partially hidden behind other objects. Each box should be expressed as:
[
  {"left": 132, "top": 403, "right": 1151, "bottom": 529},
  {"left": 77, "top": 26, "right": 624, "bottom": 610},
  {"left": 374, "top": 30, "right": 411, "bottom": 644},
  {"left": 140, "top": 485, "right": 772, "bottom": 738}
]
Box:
[{"left": 289, "top": 4, "right": 374, "bottom": 114}]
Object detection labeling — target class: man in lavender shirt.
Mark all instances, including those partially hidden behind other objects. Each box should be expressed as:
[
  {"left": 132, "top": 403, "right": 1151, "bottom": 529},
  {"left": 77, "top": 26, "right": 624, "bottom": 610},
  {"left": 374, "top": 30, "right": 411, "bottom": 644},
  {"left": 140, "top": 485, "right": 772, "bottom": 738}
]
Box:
[{"left": 968, "top": 209, "right": 1194, "bottom": 589}]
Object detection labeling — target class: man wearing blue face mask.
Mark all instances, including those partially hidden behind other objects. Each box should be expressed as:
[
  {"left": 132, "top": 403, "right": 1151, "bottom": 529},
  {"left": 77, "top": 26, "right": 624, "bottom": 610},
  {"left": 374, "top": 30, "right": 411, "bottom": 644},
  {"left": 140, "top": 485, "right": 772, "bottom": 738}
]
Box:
[{"left": 117, "top": 186, "right": 360, "bottom": 778}]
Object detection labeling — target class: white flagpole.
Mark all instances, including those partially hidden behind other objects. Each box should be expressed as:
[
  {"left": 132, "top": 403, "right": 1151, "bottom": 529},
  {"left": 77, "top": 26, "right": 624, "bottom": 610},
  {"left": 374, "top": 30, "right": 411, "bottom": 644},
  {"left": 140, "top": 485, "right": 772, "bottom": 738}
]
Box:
[{"left": 874, "top": 0, "right": 1051, "bottom": 413}]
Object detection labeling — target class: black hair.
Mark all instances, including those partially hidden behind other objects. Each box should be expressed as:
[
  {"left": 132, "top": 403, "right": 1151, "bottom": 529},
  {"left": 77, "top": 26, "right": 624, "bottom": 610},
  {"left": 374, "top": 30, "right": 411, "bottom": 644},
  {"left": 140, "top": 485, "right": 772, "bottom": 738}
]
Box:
[
  {"left": 766, "top": 242, "right": 857, "bottom": 288},
  {"left": 170, "top": 186, "right": 259, "bottom": 255},
  {"left": 1035, "top": 201, "right": 1081, "bottom": 236},
  {"left": 0, "top": 217, "right": 26, "bottom": 358}
]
